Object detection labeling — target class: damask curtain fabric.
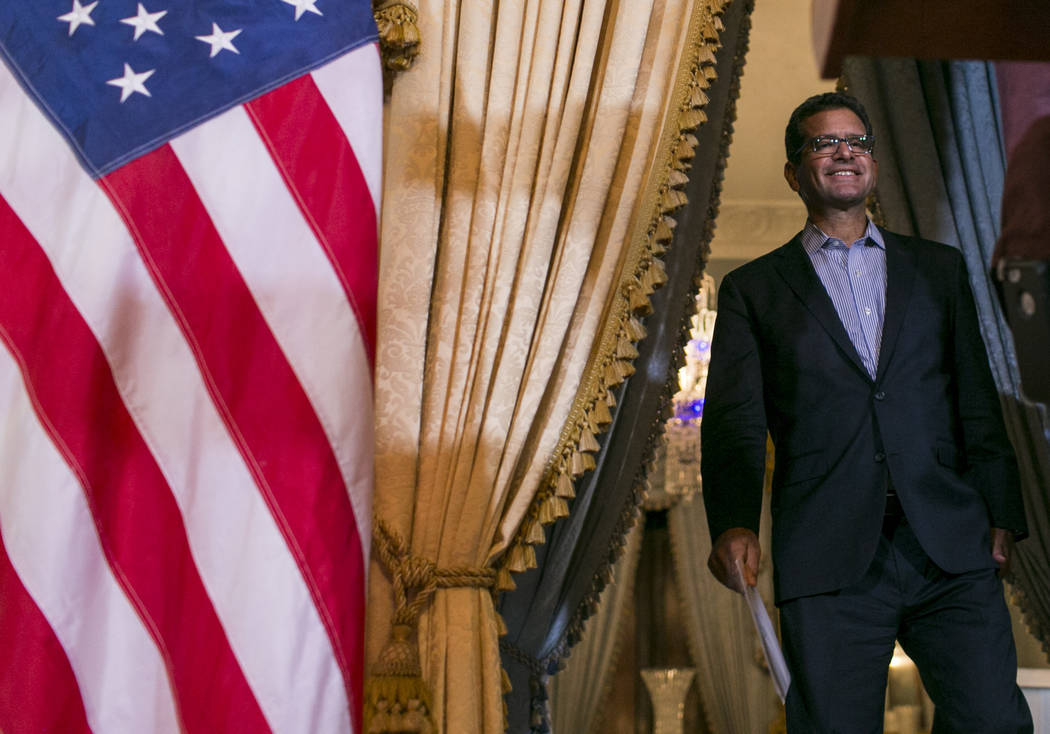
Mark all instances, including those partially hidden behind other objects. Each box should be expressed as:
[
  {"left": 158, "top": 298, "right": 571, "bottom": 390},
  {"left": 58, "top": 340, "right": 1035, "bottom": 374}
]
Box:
[
  {"left": 843, "top": 57, "right": 1050, "bottom": 657},
  {"left": 368, "top": 2, "right": 742, "bottom": 732}
]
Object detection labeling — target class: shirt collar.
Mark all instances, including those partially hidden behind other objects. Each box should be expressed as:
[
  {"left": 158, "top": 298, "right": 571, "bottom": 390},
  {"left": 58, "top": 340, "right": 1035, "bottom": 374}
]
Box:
[{"left": 800, "top": 219, "right": 885, "bottom": 256}]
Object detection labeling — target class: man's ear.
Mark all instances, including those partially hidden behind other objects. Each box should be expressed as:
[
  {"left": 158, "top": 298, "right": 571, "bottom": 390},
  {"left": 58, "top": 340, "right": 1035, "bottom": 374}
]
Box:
[{"left": 784, "top": 160, "right": 800, "bottom": 193}]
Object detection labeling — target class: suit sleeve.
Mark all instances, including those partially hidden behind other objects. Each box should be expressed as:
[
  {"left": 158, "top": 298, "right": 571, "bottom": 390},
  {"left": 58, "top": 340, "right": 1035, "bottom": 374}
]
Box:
[
  {"left": 950, "top": 249, "right": 1028, "bottom": 538},
  {"left": 701, "top": 272, "right": 768, "bottom": 543}
]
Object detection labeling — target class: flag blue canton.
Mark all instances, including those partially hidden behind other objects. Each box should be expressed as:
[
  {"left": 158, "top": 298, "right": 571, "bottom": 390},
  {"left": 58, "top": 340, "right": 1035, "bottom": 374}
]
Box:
[{"left": 0, "top": 0, "right": 377, "bottom": 178}]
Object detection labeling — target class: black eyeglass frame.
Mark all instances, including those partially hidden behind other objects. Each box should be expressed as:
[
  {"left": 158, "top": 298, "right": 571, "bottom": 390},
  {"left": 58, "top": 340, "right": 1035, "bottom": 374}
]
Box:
[{"left": 794, "top": 134, "right": 876, "bottom": 158}]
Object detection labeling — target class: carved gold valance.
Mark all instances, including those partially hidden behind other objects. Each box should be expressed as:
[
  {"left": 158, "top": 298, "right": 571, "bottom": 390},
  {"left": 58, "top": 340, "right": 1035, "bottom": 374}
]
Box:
[{"left": 373, "top": 1, "right": 420, "bottom": 81}]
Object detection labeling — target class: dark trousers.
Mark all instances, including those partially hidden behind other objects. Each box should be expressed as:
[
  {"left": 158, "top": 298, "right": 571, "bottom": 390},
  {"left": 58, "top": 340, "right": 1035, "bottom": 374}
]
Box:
[{"left": 780, "top": 516, "right": 1033, "bottom": 733}]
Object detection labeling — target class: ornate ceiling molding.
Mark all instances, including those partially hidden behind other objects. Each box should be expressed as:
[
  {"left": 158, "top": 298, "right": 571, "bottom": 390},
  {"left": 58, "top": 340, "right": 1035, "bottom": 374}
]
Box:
[{"left": 709, "top": 199, "right": 804, "bottom": 260}]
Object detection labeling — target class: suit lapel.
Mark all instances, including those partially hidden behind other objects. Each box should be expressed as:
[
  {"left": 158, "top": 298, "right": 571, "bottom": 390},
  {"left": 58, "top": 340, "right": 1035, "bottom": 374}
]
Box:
[
  {"left": 772, "top": 236, "right": 871, "bottom": 381},
  {"left": 875, "top": 229, "right": 916, "bottom": 382}
]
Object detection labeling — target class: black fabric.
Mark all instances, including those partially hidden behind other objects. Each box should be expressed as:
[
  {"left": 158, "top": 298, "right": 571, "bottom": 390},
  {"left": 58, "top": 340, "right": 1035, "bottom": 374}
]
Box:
[
  {"left": 781, "top": 520, "right": 1032, "bottom": 733},
  {"left": 495, "top": 2, "right": 755, "bottom": 731}
]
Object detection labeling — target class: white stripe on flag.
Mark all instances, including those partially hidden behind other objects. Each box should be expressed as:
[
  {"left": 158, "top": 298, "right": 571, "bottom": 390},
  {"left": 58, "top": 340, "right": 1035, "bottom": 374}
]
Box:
[
  {"left": 170, "top": 103, "right": 375, "bottom": 568},
  {"left": 0, "top": 352, "right": 182, "bottom": 734},
  {"left": 312, "top": 47, "right": 384, "bottom": 219},
  {"left": 0, "top": 60, "right": 353, "bottom": 734}
]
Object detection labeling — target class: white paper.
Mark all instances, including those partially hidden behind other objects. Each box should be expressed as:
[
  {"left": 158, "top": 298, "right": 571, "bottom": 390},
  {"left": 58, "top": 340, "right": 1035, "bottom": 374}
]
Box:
[{"left": 737, "top": 560, "right": 791, "bottom": 702}]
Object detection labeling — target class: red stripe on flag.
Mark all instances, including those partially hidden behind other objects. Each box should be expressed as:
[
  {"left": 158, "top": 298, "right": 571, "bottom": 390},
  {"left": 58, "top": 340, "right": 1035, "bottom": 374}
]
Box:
[
  {"left": 101, "top": 145, "right": 366, "bottom": 730},
  {"left": 0, "top": 195, "right": 271, "bottom": 734},
  {"left": 0, "top": 527, "right": 92, "bottom": 734},
  {"left": 245, "top": 75, "right": 378, "bottom": 366}
]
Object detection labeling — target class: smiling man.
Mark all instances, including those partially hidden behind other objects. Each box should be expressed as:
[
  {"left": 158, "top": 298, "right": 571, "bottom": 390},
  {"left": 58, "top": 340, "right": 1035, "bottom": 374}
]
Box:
[{"left": 701, "top": 92, "right": 1032, "bottom": 732}]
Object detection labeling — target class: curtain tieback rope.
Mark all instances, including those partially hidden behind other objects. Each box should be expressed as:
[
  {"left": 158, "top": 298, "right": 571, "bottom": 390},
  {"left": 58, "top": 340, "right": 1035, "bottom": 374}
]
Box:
[{"left": 365, "top": 518, "right": 497, "bottom": 733}]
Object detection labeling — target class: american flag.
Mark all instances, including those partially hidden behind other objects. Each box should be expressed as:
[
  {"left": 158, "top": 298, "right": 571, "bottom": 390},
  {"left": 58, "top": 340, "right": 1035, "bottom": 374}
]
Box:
[{"left": 0, "top": 1, "right": 379, "bottom": 732}]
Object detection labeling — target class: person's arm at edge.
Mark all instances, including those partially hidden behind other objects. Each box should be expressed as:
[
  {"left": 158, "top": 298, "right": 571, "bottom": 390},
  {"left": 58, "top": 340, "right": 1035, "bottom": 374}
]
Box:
[
  {"left": 701, "top": 272, "right": 768, "bottom": 593},
  {"left": 949, "top": 246, "right": 1028, "bottom": 572}
]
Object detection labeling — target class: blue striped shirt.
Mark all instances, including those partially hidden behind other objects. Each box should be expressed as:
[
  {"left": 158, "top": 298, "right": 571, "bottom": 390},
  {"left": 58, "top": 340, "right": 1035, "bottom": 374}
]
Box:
[{"left": 800, "top": 220, "right": 887, "bottom": 378}]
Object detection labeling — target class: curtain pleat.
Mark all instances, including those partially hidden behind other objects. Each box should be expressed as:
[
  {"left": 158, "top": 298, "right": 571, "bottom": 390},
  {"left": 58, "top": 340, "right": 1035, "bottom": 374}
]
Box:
[
  {"left": 843, "top": 56, "right": 1050, "bottom": 658},
  {"left": 369, "top": 1, "right": 746, "bottom": 731}
]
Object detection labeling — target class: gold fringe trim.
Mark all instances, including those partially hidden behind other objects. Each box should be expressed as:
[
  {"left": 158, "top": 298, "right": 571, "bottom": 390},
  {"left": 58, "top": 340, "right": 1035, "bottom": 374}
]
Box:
[
  {"left": 495, "top": 611, "right": 509, "bottom": 637},
  {"left": 644, "top": 258, "right": 669, "bottom": 290},
  {"left": 555, "top": 469, "right": 576, "bottom": 499},
  {"left": 590, "top": 399, "right": 612, "bottom": 427},
  {"left": 525, "top": 520, "right": 547, "bottom": 545},
  {"left": 373, "top": 1, "right": 421, "bottom": 83},
  {"left": 676, "top": 133, "right": 699, "bottom": 160},
  {"left": 578, "top": 427, "right": 602, "bottom": 453},
  {"left": 654, "top": 215, "right": 676, "bottom": 245},
  {"left": 497, "top": 566, "right": 516, "bottom": 592},
  {"left": 506, "top": 542, "right": 538, "bottom": 573},
  {"left": 628, "top": 281, "right": 654, "bottom": 315},
  {"left": 626, "top": 317, "right": 648, "bottom": 342},
  {"left": 364, "top": 673, "right": 434, "bottom": 734}
]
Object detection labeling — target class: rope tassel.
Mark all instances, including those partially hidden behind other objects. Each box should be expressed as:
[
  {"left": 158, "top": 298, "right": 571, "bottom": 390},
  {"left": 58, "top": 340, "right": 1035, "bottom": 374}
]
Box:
[
  {"left": 364, "top": 622, "right": 434, "bottom": 734},
  {"left": 366, "top": 520, "right": 498, "bottom": 733}
]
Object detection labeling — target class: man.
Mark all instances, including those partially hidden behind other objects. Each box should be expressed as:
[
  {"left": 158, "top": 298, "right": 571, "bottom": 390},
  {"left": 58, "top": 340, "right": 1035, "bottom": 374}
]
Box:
[{"left": 701, "top": 92, "right": 1032, "bottom": 732}]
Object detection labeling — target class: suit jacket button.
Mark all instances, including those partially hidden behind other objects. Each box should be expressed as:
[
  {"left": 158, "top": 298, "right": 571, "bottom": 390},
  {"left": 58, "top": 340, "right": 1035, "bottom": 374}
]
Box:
[
  {"left": 874, "top": 391, "right": 886, "bottom": 400},
  {"left": 874, "top": 452, "right": 886, "bottom": 462}
]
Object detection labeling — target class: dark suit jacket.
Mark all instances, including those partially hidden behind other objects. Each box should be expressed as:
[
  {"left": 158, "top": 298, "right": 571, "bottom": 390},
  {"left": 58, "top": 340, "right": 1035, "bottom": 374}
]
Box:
[{"left": 701, "top": 227, "right": 1028, "bottom": 604}]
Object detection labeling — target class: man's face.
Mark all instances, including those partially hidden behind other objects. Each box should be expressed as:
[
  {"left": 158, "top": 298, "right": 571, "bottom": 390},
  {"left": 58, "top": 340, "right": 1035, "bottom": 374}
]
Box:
[{"left": 784, "top": 108, "right": 877, "bottom": 213}]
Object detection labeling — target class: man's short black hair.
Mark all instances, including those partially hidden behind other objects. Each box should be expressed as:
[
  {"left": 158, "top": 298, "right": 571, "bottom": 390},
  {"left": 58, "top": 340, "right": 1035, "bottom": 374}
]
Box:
[{"left": 785, "top": 92, "right": 873, "bottom": 165}]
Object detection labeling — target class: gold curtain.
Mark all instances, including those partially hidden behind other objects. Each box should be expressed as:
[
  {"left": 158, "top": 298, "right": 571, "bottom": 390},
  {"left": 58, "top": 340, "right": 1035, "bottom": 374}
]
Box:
[{"left": 368, "top": 1, "right": 731, "bottom": 731}]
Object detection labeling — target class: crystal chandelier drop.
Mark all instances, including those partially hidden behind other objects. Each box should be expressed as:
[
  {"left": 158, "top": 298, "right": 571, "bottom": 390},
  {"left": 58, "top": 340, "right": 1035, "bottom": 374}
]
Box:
[{"left": 658, "top": 274, "right": 717, "bottom": 503}]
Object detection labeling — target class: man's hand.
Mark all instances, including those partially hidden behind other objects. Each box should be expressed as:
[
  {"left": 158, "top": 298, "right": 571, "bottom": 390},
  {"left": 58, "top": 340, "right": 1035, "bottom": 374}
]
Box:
[
  {"left": 708, "top": 527, "right": 761, "bottom": 593},
  {"left": 991, "top": 527, "right": 1015, "bottom": 576}
]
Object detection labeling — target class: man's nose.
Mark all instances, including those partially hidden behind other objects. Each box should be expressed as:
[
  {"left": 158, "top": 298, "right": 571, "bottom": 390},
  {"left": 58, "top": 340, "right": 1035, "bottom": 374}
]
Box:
[{"left": 832, "top": 140, "right": 855, "bottom": 159}]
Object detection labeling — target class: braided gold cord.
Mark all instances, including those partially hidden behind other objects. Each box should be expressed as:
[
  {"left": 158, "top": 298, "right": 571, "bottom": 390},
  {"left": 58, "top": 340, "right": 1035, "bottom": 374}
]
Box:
[
  {"left": 367, "top": 520, "right": 500, "bottom": 732},
  {"left": 374, "top": 519, "right": 497, "bottom": 630}
]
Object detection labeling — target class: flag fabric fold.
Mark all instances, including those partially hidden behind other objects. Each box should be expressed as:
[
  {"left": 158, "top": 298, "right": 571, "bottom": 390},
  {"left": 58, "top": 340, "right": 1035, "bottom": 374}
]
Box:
[{"left": 0, "top": 2, "right": 380, "bottom": 732}]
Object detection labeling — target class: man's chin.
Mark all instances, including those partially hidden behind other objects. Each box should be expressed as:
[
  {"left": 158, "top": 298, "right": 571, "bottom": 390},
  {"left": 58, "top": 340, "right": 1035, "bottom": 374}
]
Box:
[
  {"left": 826, "top": 187, "right": 874, "bottom": 209},
  {"left": 814, "top": 197, "right": 871, "bottom": 215}
]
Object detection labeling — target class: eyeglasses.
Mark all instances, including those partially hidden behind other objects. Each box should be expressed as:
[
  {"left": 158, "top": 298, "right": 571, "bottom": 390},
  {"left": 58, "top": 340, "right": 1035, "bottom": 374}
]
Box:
[{"left": 796, "top": 134, "right": 875, "bottom": 158}]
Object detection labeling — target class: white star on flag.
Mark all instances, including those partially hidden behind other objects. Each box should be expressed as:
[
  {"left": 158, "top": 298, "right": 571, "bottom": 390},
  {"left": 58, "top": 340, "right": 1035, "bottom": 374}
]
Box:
[
  {"left": 120, "top": 4, "right": 168, "bottom": 41},
  {"left": 195, "top": 23, "right": 242, "bottom": 58},
  {"left": 57, "top": 0, "right": 98, "bottom": 36},
  {"left": 106, "top": 63, "right": 155, "bottom": 102},
  {"left": 281, "top": 0, "right": 323, "bottom": 21}
]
